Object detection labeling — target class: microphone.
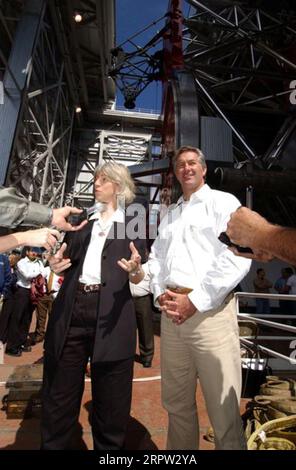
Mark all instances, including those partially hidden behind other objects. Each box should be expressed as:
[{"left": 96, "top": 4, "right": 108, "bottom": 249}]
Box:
[
  {"left": 218, "top": 231, "right": 253, "bottom": 254},
  {"left": 67, "top": 202, "right": 106, "bottom": 226}
]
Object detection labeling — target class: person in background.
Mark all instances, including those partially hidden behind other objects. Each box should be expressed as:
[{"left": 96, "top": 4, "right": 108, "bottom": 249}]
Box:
[
  {"left": 0, "top": 250, "right": 21, "bottom": 344},
  {"left": 253, "top": 268, "right": 272, "bottom": 314},
  {"left": 274, "top": 268, "right": 294, "bottom": 315},
  {"left": 31, "top": 269, "right": 63, "bottom": 345},
  {"left": 129, "top": 259, "right": 154, "bottom": 368},
  {"left": 286, "top": 268, "right": 296, "bottom": 317},
  {"left": 5, "top": 246, "right": 48, "bottom": 356},
  {"left": 0, "top": 253, "right": 11, "bottom": 359},
  {"left": 0, "top": 253, "right": 12, "bottom": 305}
]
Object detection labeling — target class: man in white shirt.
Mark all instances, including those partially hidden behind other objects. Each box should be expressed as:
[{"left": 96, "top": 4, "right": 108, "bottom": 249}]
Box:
[{"left": 149, "top": 146, "right": 251, "bottom": 450}]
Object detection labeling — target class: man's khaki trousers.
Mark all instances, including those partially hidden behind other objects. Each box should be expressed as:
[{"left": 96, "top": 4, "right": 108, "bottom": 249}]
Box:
[{"left": 161, "top": 297, "right": 247, "bottom": 450}]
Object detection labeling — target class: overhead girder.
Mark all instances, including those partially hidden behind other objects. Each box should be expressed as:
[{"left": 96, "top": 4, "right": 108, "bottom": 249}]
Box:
[
  {"left": 0, "top": 0, "right": 117, "bottom": 210},
  {"left": 1, "top": 0, "right": 75, "bottom": 208},
  {"left": 62, "top": 0, "right": 116, "bottom": 114},
  {"left": 0, "top": 0, "right": 46, "bottom": 185},
  {"left": 65, "top": 126, "right": 157, "bottom": 208}
]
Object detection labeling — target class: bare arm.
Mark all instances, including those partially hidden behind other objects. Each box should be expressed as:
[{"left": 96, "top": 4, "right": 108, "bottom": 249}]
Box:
[
  {"left": 0, "top": 227, "right": 60, "bottom": 254},
  {"left": 226, "top": 207, "right": 296, "bottom": 264},
  {"left": 262, "top": 226, "right": 296, "bottom": 265}
]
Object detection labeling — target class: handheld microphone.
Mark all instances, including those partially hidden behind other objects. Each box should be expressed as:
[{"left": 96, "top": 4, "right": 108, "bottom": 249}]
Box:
[{"left": 67, "top": 202, "right": 106, "bottom": 226}]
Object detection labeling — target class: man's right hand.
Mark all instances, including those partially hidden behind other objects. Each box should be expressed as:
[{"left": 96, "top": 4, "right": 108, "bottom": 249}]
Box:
[
  {"left": 52, "top": 207, "right": 88, "bottom": 231},
  {"left": 47, "top": 242, "right": 72, "bottom": 274}
]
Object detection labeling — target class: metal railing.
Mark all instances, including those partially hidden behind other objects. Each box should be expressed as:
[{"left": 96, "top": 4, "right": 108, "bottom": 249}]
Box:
[{"left": 235, "top": 292, "right": 296, "bottom": 366}]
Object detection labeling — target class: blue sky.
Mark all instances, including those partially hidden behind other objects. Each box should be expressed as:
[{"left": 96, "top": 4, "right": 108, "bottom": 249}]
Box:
[{"left": 115, "top": 0, "right": 169, "bottom": 112}]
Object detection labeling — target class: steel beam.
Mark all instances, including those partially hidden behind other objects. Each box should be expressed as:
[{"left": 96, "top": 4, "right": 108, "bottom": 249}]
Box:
[
  {"left": 129, "top": 159, "right": 170, "bottom": 178},
  {"left": 0, "top": 0, "right": 46, "bottom": 184}
]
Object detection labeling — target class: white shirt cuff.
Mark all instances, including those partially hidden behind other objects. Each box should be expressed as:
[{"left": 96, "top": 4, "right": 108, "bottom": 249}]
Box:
[{"left": 152, "top": 284, "right": 166, "bottom": 307}]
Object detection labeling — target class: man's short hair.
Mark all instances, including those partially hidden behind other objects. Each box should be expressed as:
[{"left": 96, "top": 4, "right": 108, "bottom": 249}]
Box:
[
  {"left": 93, "top": 161, "right": 135, "bottom": 205},
  {"left": 173, "top": 146, "right": 207, "bottom": 169}
]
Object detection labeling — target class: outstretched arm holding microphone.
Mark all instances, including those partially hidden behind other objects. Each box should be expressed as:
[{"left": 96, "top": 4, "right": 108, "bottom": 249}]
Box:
[
  {"left": 0, "top": 227, "right": 61, "bottom": 254},
  {"left": 0, "top": 186, "right": 88, "bottom": 253},
  {"left": 0, "top": 186, "right": 87, "bottom": 231}
]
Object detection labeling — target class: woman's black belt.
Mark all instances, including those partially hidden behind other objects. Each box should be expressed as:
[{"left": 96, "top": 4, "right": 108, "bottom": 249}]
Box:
[{"left": 77, "top": 282, "right": 101, "bottom": 293}]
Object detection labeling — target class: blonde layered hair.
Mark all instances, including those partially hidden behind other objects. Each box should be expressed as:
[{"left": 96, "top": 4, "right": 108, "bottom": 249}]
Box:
[{"left": 94, "top": 162, "right": 135, "bottom": 205}]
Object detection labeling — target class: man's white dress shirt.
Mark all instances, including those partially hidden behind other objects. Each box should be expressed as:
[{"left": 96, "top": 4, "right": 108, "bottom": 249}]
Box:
[{"left": 149, "top": 184, "right": 251, "bottom": 313}]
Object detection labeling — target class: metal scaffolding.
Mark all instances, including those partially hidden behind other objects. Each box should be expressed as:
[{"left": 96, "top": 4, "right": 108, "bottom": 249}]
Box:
[
  {"left": 0, "top": 0, "right": 77, "bottom": 207},
  {"left": 0, "top": 0, "right": 117, "bottom": 209},
  {"left": 183, "top": 0, "right": 296, "bottom": 164}
]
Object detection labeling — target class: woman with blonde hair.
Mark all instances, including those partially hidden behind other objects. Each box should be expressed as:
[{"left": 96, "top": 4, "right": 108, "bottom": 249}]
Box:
[{"left": 41, "top": 162, "right": 146, "bottom": 451}]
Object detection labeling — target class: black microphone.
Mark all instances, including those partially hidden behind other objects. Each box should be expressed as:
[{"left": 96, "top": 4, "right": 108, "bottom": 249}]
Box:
[
  {"left": 67, "top": 209, "right": 88, "bottom": 227},
  {"left": 67, "top": 202, "right": 105, "bottom": 226}
]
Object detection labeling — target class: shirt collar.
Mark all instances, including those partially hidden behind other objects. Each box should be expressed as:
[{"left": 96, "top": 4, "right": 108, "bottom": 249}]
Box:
[
  {"left": 177, "top": 184, "right": 211, "bottom": 206},
  {"left": 89, "top": 206, "right": 125, "bottom": 223}
]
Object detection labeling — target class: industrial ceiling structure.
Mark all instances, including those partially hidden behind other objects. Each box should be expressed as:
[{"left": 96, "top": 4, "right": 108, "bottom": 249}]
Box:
[
  {"left": 0, "top": 0, "right": 161, "bottom": 209},
  {"left": 180, "top": 0, "right": 296, "bottom": 224},
  {"left": 112, "top": 0, "right": 296, "bottom": 223}
]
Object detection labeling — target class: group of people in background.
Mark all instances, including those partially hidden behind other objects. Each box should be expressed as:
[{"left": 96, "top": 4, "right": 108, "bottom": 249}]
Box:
[
  {"left": 0, "top": 246, "right": 62, "bottom": 356},
  {"left": 253, "top": 266, "right": 296, "bottom": 319}
]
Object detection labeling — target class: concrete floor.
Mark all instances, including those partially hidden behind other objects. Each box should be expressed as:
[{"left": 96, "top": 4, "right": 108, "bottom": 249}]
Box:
[{"left": 0, "top": 316, "right": 248, "bottom": 450}]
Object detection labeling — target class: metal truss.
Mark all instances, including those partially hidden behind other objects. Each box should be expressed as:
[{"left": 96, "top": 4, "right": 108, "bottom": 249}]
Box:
[
  {"left": 98, "top": 131, "right": 151, "bottom": 163},
  {"left": 66, "top": 128, "right": 153, "bottom": 207},
  {"left": 183, "top": 0, "right": 296, "bottom": 164},
  {"left": 0, "top": 0, "right": 23, "bottom": 77},
  {"left": 104, "top": 0, "right": 296, "bottom": 166},
  {"left": 4, "top": 5, "right": 75, "bottom": 208},
  {"left": 0, "top": 0, "right": 116, "bottom": 210},
  {"left": 109, "top": 14, "right": 167, "bottom": 109},
  {"left": 57, "top": 0, "right": 116, "bottom": 114}
]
